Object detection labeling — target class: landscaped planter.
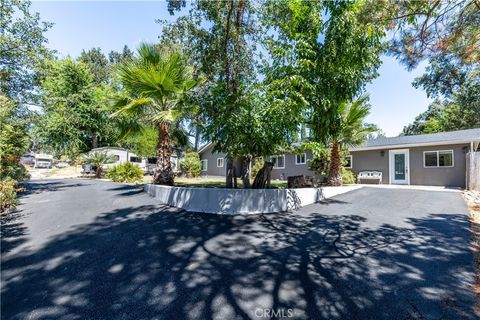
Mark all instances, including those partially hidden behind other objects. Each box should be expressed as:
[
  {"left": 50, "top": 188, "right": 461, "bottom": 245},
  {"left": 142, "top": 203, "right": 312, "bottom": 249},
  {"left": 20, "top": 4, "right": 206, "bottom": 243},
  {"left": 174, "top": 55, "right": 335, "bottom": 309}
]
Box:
[{"left": 144, "top": 184, "right": 361, "bottom": 214}]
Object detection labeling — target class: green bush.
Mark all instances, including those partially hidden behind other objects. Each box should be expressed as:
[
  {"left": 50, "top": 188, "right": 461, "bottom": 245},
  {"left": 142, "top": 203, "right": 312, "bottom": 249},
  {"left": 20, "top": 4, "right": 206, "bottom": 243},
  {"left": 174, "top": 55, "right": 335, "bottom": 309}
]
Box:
[
  {"left": 341, "top": 167, "right": 356, "bottom": 184},
  {"left": 180, "top": 152, "right": 201, "bottom": 178},
  {"left": 106, "top": 162, "right": 144, "bottom": 183},
  {"left": 0, "top": 178, "right": 19, "bottom": 213},
  {"left": 0, "top": 162, "right": 29, "bottom": 182}
]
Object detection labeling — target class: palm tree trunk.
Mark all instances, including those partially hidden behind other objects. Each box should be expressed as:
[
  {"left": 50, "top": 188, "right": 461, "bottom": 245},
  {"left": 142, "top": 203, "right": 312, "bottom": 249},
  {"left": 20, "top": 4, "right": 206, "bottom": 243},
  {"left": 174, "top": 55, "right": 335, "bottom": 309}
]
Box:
[
  {"left": 153, "top": 123, "right": 174, "bottom": 185},
  {"left": 328, "top": 140, "right": 342, "bottom": 186},
  {"left": 95, "top": 167, "right": 102, "bottom": 178}
]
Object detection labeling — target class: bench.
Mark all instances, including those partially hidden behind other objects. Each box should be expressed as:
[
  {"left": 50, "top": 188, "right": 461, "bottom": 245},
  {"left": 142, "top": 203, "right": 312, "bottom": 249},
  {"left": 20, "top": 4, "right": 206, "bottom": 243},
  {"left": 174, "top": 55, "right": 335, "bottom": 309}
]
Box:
[{"left": 357, "top": 171, "right": 382, "bottom": 184}]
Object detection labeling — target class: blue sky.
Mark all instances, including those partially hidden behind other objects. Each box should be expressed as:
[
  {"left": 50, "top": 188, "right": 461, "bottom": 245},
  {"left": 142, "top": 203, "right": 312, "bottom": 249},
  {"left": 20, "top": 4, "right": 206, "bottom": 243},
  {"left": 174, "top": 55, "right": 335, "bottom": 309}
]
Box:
[{"left": 31, "top": 1, "right": 432, "bottom": 137}]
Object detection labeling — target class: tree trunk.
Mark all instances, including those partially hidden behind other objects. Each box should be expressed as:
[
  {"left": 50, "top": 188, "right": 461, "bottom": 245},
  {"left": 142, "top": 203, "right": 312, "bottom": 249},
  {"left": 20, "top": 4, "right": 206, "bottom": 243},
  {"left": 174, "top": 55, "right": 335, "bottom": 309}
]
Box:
[
  {"left": 95, "top": 166, "right": 102, "bottom": 178},
  {"left": 233, "top": 165, "right": 238, "bottom": 189},
  {"left": 92, "top": 132, "right": 98, "bottom": 149},
  {"left": 224, "top": 0, "right": 234, "bottom": 91},
  {"left": 194, "top": 124, "right": 200, "bottom": 151},
  {"left": 328, "top": 140, "right": 342, "bottom": 186},
  {"left": 241, "top": 156, "right": 252, "bottom": 188},
  {"left": 226, "top": 157, "right": 234, "bottom": 188},
  {"left": 153, "top": 123, "right": 174, "bottom": 185},
  {"left": 252, "top": 162, "right": 274, "bottom": 189}
]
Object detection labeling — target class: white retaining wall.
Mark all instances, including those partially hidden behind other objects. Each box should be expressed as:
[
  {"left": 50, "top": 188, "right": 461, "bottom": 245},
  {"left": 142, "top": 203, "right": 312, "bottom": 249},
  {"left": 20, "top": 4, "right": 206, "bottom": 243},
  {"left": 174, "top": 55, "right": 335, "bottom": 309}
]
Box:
[{"left": 144, "top": 184, "right": 361, "bottom": 214}]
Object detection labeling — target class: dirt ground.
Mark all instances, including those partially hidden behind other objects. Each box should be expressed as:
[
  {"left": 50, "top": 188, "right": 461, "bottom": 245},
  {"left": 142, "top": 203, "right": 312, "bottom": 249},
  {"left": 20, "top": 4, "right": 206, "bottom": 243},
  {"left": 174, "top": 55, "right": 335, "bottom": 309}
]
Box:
[
  {"left": 464, "top": 190, "right": 480, "bottom": 313},
  {"left": 27, "top": 166, "right": 83, "bottom": 180}
]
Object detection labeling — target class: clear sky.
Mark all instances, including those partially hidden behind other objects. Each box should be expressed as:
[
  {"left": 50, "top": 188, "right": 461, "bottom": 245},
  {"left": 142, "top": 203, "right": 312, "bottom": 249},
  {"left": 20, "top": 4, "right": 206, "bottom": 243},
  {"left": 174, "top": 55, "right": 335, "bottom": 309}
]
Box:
[{"left": 31, "top": 0, "right": 432, "bottom": 137}]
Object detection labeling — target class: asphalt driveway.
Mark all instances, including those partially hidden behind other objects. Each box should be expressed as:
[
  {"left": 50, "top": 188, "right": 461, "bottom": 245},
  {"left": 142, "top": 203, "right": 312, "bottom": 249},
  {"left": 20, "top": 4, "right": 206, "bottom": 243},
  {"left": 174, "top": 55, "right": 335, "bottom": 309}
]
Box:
[{"left": 1, "top": 179, "right": 477, "bottom": 319}]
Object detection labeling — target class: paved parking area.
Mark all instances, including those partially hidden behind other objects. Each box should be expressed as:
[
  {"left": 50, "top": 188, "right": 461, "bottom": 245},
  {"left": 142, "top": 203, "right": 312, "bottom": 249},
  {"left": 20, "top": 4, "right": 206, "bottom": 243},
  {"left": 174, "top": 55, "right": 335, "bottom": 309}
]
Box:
[{"left": 1, "top": 179, "right": 477, "bottom": 319}]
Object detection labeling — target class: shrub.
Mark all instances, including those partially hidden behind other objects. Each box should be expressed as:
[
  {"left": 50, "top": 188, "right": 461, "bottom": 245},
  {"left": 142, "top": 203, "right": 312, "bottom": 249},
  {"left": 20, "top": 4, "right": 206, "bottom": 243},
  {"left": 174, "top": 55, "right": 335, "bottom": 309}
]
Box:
[
  {"left": 0, "top": 178, "right": 19, "bottom": 213},
  {"left": 106, "top": 162, "right": 144, "bottom": 183},
  {"left": 251, "top": 158, "right": 264, "bottom": 178},
  {"left": 180, "top": 152, "right": 201, "bottom": 178},
  {"left": 0, "top": 162, "right": 29, "bottom": 182},
  {"left": 341, "top": 167, "right": 356, "bottom": 184}
]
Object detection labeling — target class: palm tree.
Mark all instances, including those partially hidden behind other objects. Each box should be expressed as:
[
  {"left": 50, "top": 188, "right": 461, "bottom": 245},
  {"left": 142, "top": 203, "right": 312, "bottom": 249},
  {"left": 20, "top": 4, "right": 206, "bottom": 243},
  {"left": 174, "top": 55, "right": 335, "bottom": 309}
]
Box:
[
  {"left": 324, "top": 96, "right": 376, "bottom": 186},
  {"left": 111, "top": 43, "right": 199, "bottom": 185},
  {"left": 82, "top": 151, "right": 117, "bottom": 178}
]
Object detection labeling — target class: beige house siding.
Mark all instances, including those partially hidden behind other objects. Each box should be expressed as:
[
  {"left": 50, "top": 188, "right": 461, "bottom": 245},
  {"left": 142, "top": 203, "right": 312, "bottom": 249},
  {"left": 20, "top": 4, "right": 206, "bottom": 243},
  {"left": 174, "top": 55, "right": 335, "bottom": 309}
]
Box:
[{"left": 350, "top": 143, "right": 469, "bottom": 187}]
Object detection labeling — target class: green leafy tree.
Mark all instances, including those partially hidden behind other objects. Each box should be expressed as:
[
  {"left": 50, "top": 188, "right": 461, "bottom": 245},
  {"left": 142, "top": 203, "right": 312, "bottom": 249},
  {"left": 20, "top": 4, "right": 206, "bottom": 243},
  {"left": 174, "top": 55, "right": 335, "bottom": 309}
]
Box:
[
  {"left": 0, "top": 95, "right": 29, "bottom": 181},
  {"left": 0, "top": 95, "right": 30, "bottom": 212},
  {"left": 404, "top": 53, "right": 479, "bottom": 135},
  {"left": 0, "top": 0, "right": 53, "bottom": 102},
  {"left": 37, "top": 59, "right": 111, "bottom": 157},
  {"left": 108, "top": 45, "right": 135, "bottom": 65},
  {"left": 263, "top": 1, "right": 385, "bottom": 185},
  {"left": 362, "top": 0, "right": 480, "bottom": 68},
  {"left": 165, "top": 0, "right": 262, "bottom": 188},
  {"left": 81, "top": 151, "right": 117, "bottom": 178},
  {"left": 79, "top": 48, "right": 110, "bottom": 85},
  {"left": 112, "top": 43, "right": 198, "bottom": 185},
  {"left": 119, "top": 126, "right": 158, "bottom": 158}
]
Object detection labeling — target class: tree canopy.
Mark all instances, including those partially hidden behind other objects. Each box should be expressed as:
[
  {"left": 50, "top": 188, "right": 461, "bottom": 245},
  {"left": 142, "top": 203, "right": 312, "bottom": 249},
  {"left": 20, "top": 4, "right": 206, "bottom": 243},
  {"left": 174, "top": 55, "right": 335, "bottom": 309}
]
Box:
[
  {"left": 0, "top": 0, "right": 53, "bottom": 102},
  {"left": 36, "top": 58, "right": 113, "bottom": 157}
]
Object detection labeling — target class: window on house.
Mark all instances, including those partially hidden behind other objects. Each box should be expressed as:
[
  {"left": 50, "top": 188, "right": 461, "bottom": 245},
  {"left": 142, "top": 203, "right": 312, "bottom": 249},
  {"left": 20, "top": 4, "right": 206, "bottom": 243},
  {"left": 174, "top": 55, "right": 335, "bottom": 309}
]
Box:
[
  {"left": 295, "top": 153, "right": 306, "bottom": 165},
  {"left": 129, "top": 156, "right": 142, "bottom": 163},
  {"left": 147, "top": 157, "right": 157, "bottom": 164},
  {"left": 273, "top": 155, "right": 285, "bottom": 169},
  {"left": 112, "top": 155, "right": 120, "bottom": 162},
  {"left": 201, "top": 160, "right": 208, "bottom": 171},
  {"left": 424, "top": 150, "right": 454, "bottom": 167},
  {"left": 345, "top": 155, "right": 352, "bottom": 168},
  {"left": 217, "top": 158, "right": 224, "bottom": 167}
]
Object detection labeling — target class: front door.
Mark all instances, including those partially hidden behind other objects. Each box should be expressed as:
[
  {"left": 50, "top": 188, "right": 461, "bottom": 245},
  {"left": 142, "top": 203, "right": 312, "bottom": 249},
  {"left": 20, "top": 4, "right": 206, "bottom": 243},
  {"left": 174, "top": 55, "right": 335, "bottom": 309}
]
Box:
[{"left": 389, "top": 149, "right": 409, "bottom": 184}]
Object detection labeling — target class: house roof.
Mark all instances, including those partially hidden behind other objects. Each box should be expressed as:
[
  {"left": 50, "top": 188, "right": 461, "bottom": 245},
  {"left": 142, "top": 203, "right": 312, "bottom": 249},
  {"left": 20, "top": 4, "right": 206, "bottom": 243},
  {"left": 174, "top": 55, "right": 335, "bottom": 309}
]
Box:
[
  {"left": 350, "top": 128, "right": 480, "bottom": 151},
  {"left": 198, "top": 143, "right": 213, "bottom": 154}
]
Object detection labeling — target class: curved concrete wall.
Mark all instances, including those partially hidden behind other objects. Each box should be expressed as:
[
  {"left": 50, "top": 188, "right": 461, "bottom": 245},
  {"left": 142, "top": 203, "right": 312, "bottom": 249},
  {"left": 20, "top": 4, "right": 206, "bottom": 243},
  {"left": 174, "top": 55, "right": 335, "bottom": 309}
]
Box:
[{"left": 144, "top": 184, "right": 361, "bottom": 214}]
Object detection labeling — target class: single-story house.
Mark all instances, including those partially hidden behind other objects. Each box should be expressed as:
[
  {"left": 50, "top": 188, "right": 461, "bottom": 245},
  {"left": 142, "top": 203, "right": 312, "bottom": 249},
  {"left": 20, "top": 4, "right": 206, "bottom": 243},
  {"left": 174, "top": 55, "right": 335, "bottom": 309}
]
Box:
[
  {"left": 199, "top": 128, "right": 480, "bottom": 188},
  {"left": 90, "top": 147, "right": 179, "bottom": 173},
  {"left": 349, "top": 128, "right": 480, "bottom": 188},
  {"left": 198, "top": 144, "right": 317, "bottom": 180}
]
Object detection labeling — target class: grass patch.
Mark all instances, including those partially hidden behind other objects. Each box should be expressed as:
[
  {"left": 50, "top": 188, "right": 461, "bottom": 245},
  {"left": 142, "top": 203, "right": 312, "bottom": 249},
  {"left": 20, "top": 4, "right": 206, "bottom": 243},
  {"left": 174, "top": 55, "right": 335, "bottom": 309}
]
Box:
[{"left": 143, "top": 176, "right": 287, "bottom": 189}]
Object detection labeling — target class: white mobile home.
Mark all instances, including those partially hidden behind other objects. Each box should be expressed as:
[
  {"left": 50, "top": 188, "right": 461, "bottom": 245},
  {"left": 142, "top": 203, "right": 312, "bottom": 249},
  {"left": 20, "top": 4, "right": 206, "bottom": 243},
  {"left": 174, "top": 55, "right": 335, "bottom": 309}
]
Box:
[
  {"left": 90, "top": 147, "right": 180, "bottom": 173},
  {"left": 34, "top": 154, "right": 53, "bottom": 169}
]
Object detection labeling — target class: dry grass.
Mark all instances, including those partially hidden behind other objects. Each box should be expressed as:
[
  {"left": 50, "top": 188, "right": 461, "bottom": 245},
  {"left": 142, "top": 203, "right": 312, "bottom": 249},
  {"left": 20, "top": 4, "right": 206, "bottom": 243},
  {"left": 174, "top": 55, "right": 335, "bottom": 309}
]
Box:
[
  {"left": 27, "top": 166, "right": 83, "bottom": 180},
  {"left": 143, "top": 176, "right": 287, "bottom": 189}
]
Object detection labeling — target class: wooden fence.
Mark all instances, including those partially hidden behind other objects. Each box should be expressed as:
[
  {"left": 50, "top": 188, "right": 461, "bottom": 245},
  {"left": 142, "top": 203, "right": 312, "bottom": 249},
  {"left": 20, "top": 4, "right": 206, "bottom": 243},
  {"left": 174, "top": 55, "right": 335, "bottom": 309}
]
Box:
[{"left": 467, "top": 152, "right": 480, "bottom": 191}]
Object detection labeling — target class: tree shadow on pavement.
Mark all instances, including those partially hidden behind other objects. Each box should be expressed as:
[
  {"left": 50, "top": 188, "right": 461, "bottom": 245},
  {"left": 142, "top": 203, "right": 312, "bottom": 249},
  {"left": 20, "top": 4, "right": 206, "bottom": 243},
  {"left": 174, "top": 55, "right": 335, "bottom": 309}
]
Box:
[{"left": 1, "top": 203, "right": 477, "bottom": 319}]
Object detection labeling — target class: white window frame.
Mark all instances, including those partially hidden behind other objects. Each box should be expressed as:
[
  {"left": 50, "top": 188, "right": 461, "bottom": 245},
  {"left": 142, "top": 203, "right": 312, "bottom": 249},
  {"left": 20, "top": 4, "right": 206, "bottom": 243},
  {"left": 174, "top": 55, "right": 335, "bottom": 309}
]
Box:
[
  {"left": 423, "top": 150, "right": 454, "bottom": 168},
  {"left": 345, "top": 155, "right": 353, "bottom": 169},
  {"left": 217, "top": 157, "right": 224, "bottom": 167},
  {"left": 201, "top": 159, "right": 208, "bottom": 171},
  {"left": 295, "top": 153, "right": 307, "bottom": 165},
  {"left": 273, "top": 155, "right": 285, "bottom": 169}
]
